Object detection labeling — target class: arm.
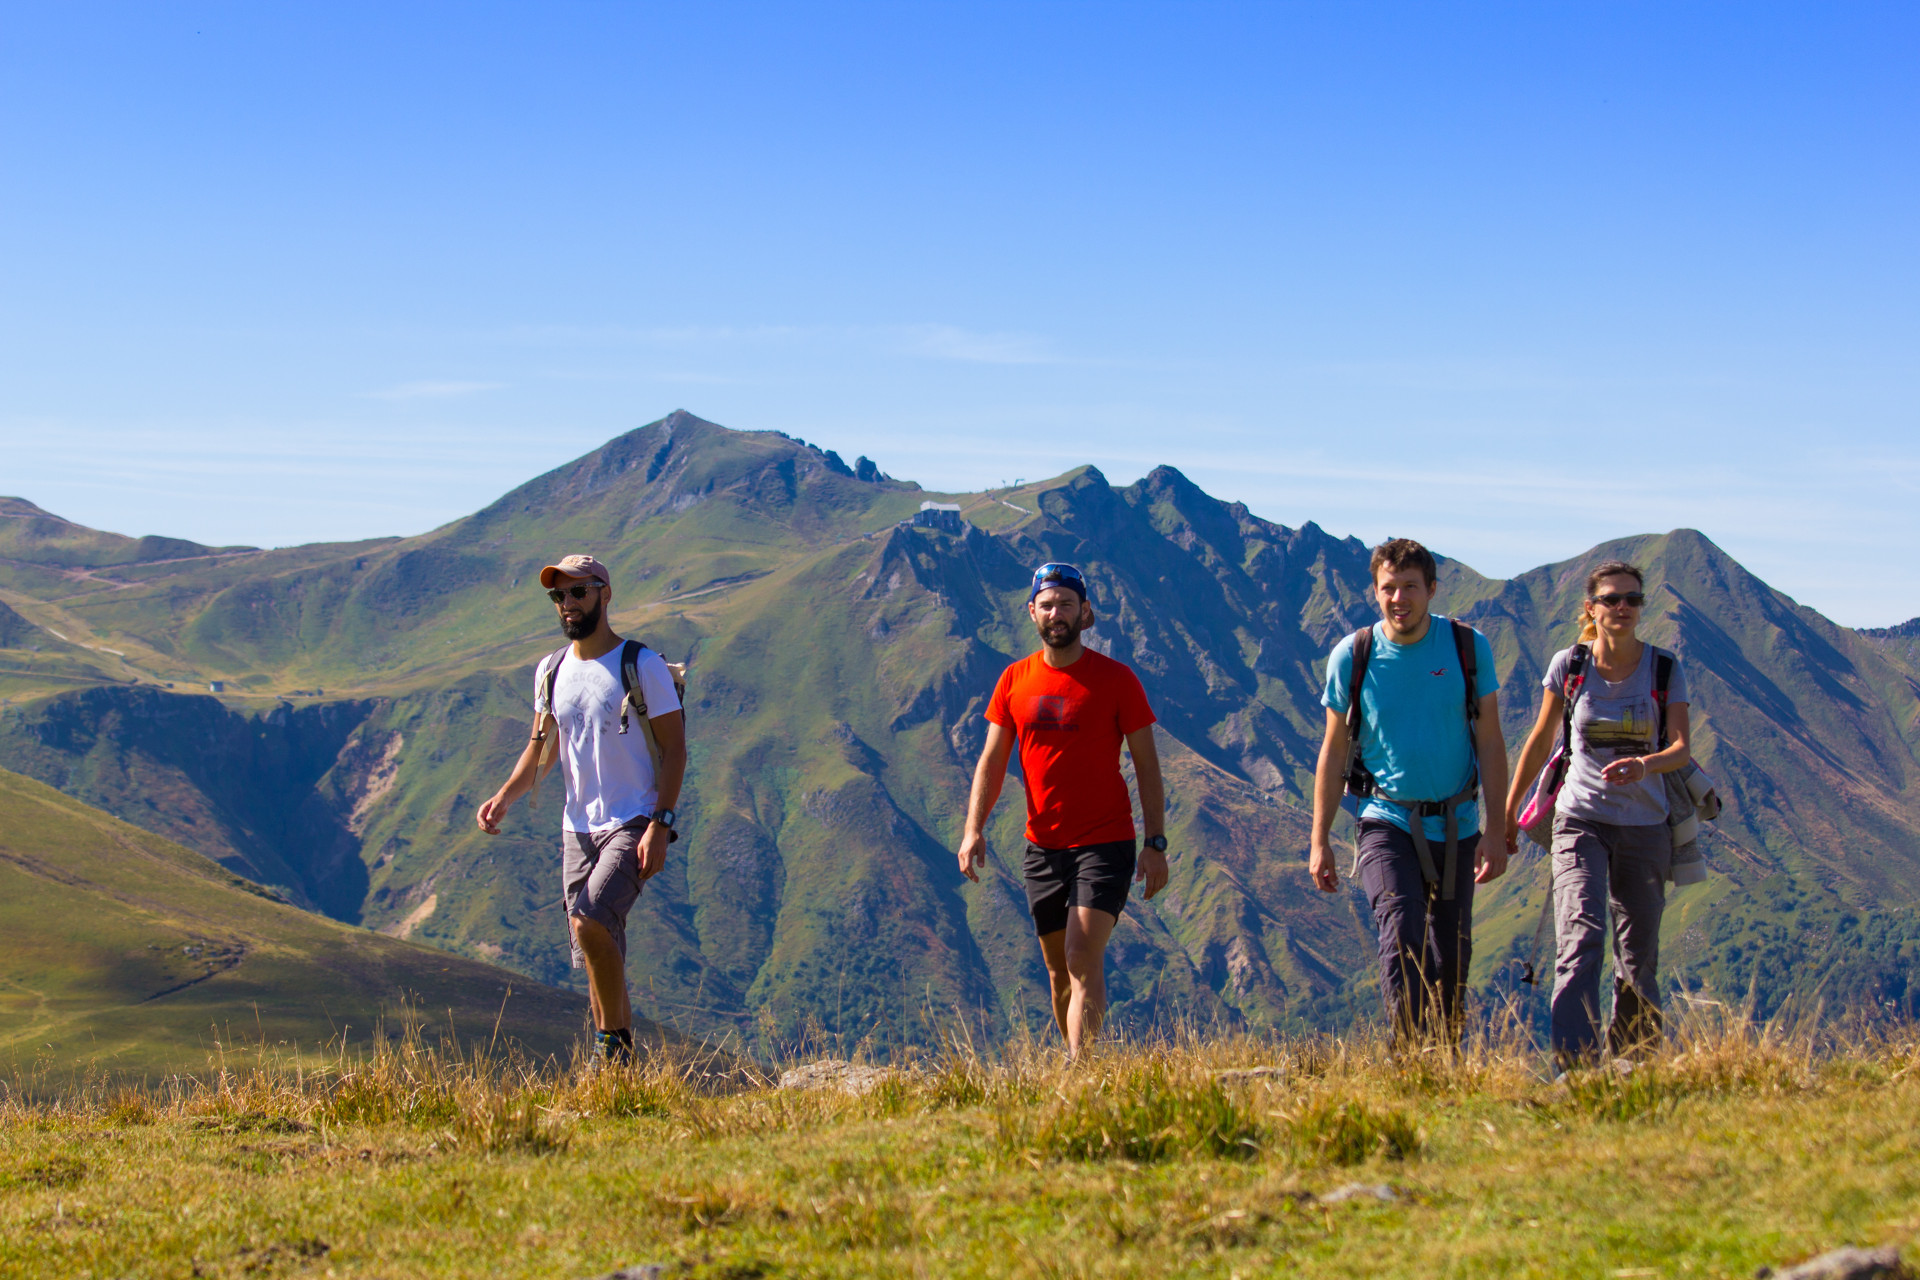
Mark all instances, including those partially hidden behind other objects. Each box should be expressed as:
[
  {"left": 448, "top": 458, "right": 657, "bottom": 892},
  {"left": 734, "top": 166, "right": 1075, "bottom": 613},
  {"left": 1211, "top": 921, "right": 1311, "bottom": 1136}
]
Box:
[
  {"left": 1472, "top": 690, "right": 1510, "bottom": 882},
  {"left": 1125, "top": 725, "right": 1168, "bottom": 899},
  {"left": 958, "top": 721, "right": 1016, "bottom": 883},
  {"left": 1502, "top": 690, "right": 1565, "bottom": 855},
  {"left": 1602, "top": 702, "right": 1691, "bottom": 785},
  {"left": 476, "top": 713, "right": 559, "bottom": 834},
  {"left": 637, "top": 710, "right": 688, "bottom": 881},
  {"left": 1308, "top": 708, "right": 1348, "bottom": 892}
]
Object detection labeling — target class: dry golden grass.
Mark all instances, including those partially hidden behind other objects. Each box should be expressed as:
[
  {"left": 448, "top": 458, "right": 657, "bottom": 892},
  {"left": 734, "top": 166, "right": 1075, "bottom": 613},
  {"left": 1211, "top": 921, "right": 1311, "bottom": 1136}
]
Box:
[{"left": 2, "top": 1011, "right": 1917, "bottom": 1278}]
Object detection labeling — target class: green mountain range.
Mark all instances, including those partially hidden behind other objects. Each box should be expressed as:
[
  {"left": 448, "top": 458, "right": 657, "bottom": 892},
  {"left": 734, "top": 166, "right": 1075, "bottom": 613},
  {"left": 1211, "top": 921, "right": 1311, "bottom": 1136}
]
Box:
[{"left": 2, "top": 411, "right": 1915, "bottom": 1053}]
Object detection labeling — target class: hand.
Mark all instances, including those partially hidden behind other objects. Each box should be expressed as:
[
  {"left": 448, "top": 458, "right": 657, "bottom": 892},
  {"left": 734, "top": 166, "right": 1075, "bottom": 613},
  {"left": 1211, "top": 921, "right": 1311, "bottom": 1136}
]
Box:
[
  {"left": 638, "top": 821, "right": 671, "bottom": 882},
  {"left": 1308, "top": 840, "right": 1340, "bottom": 893},
  {"left": 1476, "top": 827, "right": 1509, "bottom": 883},
  {"left": 477, "top": 794, "right": 508, "bottom": 835},
  {"left": 957, "top": 831, "right": 987, "bottom": 884},
  {"left": 1503, "top": 809, "right": 1521, "bottom": 859},
  {"left": 1602, "top": 756, "right": 1648, "bottom": 786},
  {"left": 1136, "top": 844, "right": 1169, "bottom": 899}
]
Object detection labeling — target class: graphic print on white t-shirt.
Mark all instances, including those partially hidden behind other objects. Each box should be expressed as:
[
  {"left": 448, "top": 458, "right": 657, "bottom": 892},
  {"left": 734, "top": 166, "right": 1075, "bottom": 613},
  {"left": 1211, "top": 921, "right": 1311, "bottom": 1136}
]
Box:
[{"left": 538, "top": 645, "right": 683, "bottom": 834}]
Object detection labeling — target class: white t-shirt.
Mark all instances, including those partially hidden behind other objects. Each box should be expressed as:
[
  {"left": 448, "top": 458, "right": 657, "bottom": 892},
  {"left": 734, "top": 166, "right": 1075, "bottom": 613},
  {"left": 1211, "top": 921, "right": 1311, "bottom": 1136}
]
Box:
[{"left": 537, "top": 644, "right": 683, "bottom": 834}]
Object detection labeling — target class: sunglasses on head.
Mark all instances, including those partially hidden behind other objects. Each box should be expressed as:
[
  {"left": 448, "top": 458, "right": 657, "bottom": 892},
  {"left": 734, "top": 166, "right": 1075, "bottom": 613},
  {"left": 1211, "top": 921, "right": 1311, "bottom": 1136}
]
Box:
[
  {"left": 1032, "top": 562, "right": 1086, "bottom": 590},
  {"left": 1590, "top": 591, "right": 1646, "bottom": 608},
  {"left": 547, "top": 583, "right": 600, "bottom": 602}
]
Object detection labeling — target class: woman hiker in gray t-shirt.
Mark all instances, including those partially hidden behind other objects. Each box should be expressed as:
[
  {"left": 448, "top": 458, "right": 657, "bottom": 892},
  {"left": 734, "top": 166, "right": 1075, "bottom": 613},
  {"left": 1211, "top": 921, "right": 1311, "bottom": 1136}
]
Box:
[{"left": 1503, "top": 560, "right": 1693, "bottom": 1068}]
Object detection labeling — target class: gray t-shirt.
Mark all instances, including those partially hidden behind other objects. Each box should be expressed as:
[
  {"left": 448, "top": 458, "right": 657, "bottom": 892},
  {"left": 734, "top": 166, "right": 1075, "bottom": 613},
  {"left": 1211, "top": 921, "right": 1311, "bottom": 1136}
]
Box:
[{"left": 1542, "top": 643, "right": 1690, "bottom": 827}]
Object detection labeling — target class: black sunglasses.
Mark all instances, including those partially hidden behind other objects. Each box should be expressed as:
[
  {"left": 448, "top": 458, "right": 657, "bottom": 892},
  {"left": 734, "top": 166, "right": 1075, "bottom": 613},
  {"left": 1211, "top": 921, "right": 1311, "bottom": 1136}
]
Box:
[
  {"left": 1590, "top": 591, "right": 1646, "bottom": 608},
  {"left": 547, "top": 584, "right": 601, "bottom": 602}
]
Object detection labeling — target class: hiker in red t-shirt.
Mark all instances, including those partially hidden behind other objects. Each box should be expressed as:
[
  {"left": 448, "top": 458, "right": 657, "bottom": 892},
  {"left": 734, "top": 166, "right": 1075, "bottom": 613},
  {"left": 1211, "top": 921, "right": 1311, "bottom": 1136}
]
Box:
[{"left": 958, "top": 562, "right": 1169, "bottom": 1059}]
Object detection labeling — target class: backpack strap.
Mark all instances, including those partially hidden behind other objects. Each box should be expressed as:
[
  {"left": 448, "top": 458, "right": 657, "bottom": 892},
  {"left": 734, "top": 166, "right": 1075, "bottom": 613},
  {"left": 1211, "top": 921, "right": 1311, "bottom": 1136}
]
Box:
[
  {"left": 527, "top": 645, "right": 571, "bottom": 810},
  {"left": 1561, "top": 643, "right": 1591, "bottom": 749},
  {"left": 617, "top": 638, "right": 647, "bottom": 735},
  {"left": 1652, "top": 648, "right": 1675, "bottom": 749},
  {"left": 1450, "top": 619, "right": 1480, "bottom": 727},
  {"left": 1341, "top": 626, "right": 1376, "bottom": 798}
]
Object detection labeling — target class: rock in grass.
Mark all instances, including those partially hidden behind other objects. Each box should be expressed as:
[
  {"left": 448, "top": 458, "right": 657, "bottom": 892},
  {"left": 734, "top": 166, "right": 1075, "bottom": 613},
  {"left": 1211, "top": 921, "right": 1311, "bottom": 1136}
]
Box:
[
  {"left": 776, "top": 1059, "right": 901, "bottom": 1095},
  {"left": 1757, "top": 1245, "right": 1911, "bottom": 1280},
  {"left": 1318, "top": 1183, "right": 1397, "bottom": 1205},
  {"left": 592, "top": 1267, "right": 665, "bottom": 1280},
  {"left": 1213, "top": 1066, "right": 1287, "bottom": 1084}
]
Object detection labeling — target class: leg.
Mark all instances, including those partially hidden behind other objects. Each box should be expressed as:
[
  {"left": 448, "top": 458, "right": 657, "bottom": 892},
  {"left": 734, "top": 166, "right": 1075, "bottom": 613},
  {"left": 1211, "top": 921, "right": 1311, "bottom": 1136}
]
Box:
[
  {"left": 564, "top": 824, "right": 644, "bottom": 1043},
  {"left": 571, "top": 916, "right": 633, "bottom": 1031},
  {"left": 1062, "top": 906, "right": 1118, "bottom": 1059},
  {"left": 1606, "top": 824, "right": 1669, "bottom": 1057},
  {"left": 1549, "top": 817, "right": 1611, "bottom": 1068},
  {"left": 1428, "top": 831, "right": 1480, "bottom": 1045},
  {"left": 1355, "top": 821, "right": 1434, "bottom": 1046},
  {"left": 1023, "top": 844, "right": 1073, "bottom": 1044},
  {"left": 1036, "top": 929, "right": 1073, "bottom": 1041}
]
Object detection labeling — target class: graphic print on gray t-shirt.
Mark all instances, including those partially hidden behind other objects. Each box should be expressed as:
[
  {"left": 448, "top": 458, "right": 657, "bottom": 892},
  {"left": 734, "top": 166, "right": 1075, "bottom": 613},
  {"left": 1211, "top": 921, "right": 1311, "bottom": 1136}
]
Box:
[{"left": 1541, "top": 643, "right": 1689, "bottom": 827}]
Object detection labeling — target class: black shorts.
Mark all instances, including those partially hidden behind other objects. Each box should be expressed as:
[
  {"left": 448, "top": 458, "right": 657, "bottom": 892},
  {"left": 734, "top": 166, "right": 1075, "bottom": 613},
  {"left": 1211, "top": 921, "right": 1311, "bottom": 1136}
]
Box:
[{"left": 1023, "top": 839, "right": 1136, "bottom": 936}]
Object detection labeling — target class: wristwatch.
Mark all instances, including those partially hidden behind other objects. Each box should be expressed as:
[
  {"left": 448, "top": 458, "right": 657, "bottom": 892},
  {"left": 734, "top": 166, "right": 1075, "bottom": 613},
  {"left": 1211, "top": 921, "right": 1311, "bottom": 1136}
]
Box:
[
  {"left": 655, "top": 808, "right": 678, "bottom": 832},
  {"left": 1144, "top": 834, "right": 1169, "bottom": 853}
]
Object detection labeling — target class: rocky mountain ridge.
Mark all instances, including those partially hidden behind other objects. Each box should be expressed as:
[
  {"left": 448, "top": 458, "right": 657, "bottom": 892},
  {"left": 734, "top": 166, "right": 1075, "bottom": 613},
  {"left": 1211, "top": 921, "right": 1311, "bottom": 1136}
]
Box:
[{"left": 1, "top": 410, "right": 1915, "bottom": 1047}]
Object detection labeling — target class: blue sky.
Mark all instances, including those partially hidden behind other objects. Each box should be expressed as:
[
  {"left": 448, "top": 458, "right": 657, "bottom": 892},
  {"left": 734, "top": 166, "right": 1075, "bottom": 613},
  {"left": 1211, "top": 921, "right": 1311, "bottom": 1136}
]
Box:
[{"left": 2, "top": 3, "right": 1915, "bottom": 625}]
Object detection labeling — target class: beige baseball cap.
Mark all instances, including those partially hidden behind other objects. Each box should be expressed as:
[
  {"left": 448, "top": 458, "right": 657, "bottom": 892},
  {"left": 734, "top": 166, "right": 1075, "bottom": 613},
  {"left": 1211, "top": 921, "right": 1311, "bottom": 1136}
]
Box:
[{"left": 538, "top": 554, "right": 612, "bottom": 589}]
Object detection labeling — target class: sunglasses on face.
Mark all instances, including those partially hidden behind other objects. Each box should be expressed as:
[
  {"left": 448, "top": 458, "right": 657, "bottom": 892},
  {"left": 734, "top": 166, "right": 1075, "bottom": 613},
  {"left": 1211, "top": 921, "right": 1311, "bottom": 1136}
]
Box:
[
  {"left": 1590, "top": 592, "right": 1646, "bottom": 608},
  {"left": 547, "top": 584, "right": 600, "bottom": 602},
  {"left": 1031, "top": 562, "right": 1086, "bottom": 591}
]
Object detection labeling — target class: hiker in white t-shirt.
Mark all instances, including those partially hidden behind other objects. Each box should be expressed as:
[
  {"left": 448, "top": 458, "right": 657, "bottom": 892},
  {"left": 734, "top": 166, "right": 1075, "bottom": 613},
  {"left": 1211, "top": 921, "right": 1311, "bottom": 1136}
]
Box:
[{"left": 475, "top": 553, "right": 686, "bottom": 1066}]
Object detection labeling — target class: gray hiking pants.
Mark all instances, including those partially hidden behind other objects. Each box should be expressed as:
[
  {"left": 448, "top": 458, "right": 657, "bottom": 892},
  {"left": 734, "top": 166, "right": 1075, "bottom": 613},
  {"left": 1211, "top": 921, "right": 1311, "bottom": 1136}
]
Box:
[
  {"left": 1550, "top": 814, "right": 1669, "bottom": 1064},
  {"left": 1356, "top": 819, "right": 1478, "bottom": 1046}
]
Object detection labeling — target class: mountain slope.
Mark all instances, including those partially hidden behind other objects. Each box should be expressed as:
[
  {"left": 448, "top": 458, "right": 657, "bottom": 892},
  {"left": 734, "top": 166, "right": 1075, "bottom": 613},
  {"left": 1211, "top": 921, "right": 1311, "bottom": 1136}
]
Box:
[
  {"left": 0, "top": 411, "right": 1915, "bottom": 1045},
  {"left": 0, "top": 766, "right": 597, "bottom": 1078}
]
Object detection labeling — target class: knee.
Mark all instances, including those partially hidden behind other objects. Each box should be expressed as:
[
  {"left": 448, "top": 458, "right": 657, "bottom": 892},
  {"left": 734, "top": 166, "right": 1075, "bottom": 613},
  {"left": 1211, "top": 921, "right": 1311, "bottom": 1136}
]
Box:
[
  {"left": 1063, "top": 944, "right": 1103, "bottom": 986},
  {"left": 571, "top": 914, "right": 611, "bottom": 947}
]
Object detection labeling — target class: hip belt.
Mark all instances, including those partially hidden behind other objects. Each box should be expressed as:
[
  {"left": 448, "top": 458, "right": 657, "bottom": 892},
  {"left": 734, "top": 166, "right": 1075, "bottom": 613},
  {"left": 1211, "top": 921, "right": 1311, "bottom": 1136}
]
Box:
[{"left": 1373, "top": 780, "right": 1479, "bottom": 902}]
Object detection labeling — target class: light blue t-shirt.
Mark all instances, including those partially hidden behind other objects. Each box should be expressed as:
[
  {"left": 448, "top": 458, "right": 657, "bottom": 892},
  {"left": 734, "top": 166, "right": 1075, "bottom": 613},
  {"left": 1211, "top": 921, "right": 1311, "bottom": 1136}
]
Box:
[{"left": 1321, "top": 616, "right": 1499, "bottom": 839}]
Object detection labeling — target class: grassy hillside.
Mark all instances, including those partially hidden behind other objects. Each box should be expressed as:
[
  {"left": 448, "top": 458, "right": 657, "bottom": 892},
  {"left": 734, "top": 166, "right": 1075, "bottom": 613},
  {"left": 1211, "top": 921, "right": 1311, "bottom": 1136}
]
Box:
[
  {"left": 0, "top": 411, "right": 1916, "bottom": 1052},
  {"left": 0, "top": 767, "right": 599, "bottom": 1079},
  {"left": 1, "top": 1023, "right": 1915, "bottom": 1278}
]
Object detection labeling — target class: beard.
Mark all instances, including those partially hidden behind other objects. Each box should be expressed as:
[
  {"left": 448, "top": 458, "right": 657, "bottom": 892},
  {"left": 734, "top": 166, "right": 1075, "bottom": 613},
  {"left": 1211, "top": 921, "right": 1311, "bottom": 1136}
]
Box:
[
  {"left": 1037, "top": 614, "right": 1086, "bottom": 650},
  {"left": 561, "top": 598, "right": 603, "bottom": 640}
]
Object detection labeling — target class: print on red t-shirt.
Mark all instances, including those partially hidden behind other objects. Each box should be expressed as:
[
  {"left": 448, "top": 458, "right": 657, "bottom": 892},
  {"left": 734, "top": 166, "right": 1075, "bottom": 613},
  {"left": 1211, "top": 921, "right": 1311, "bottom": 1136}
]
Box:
[{"left": 984, "top": 649, "right": 1157, "bottom": 848}]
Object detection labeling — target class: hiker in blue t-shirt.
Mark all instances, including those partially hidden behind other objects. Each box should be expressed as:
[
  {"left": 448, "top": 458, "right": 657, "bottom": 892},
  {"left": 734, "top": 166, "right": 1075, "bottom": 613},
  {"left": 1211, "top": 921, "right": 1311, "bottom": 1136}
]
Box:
[{"left": 1309, "top": 538, "right": 1510, "bottom": 1045}]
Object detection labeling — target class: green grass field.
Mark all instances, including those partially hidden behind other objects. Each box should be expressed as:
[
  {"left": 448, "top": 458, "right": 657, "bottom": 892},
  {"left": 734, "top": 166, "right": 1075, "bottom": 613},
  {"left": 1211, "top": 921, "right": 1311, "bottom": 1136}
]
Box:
[{"left": 3, "top": 1018, "right": 1915, "bottom": 1279}]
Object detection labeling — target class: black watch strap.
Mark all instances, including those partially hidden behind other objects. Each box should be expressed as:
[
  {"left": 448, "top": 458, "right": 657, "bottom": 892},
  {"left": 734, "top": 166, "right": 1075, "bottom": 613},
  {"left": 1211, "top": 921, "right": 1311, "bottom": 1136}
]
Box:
[
  {"left": 655, "top": 808, "right": 677, "bottom": 830},
  {"left": 1144, "top": 834, "right": 1168, "bottom": 852}
]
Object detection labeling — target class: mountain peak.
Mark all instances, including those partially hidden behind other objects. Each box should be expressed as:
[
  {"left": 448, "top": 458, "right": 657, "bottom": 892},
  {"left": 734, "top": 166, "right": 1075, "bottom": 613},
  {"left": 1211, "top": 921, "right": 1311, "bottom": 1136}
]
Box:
[{"left": 0, "top": 496, "right": 65, "bottom": 521}]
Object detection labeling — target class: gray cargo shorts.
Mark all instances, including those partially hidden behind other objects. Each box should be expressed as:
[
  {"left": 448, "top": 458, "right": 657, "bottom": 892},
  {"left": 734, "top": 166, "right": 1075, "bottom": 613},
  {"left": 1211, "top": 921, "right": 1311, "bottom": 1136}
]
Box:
[{"left": 561, "top": 819, "right": 650, "bottom": 970}]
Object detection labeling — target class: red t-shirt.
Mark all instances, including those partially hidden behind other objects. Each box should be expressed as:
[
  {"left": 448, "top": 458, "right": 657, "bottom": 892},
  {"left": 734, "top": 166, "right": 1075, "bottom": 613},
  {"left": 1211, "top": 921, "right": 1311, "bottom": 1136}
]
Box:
[{"left": 985, "top": 649, "right": 1157, "bottom": 848}]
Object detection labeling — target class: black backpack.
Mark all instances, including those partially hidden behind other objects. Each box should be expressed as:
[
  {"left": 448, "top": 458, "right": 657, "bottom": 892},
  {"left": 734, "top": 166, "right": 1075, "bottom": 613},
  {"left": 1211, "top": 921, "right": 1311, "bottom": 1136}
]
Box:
[{"left": 1339, "top": 618, "right": 1484, "bottom": 900}]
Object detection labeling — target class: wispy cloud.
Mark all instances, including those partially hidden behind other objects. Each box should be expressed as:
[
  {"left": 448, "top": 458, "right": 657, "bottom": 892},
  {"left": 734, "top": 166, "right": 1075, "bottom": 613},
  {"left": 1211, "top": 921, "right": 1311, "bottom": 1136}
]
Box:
[
  {"left": 897, "top": 324, "right": 1061, "bottom": 365},
  {"left": 360, "top": 380, "right": 505, "bottom": 401},
  {"left": 458, "top": 321, "right": 1069, "bottom": 365}
]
